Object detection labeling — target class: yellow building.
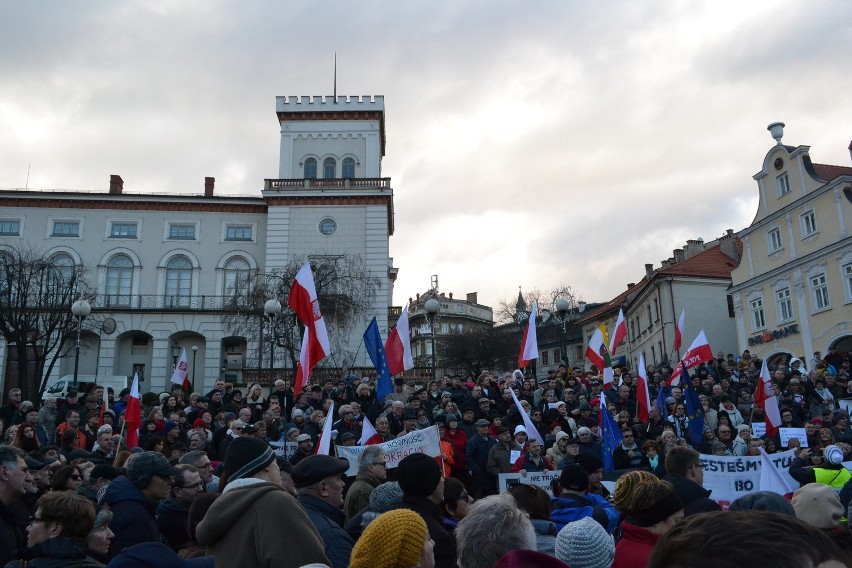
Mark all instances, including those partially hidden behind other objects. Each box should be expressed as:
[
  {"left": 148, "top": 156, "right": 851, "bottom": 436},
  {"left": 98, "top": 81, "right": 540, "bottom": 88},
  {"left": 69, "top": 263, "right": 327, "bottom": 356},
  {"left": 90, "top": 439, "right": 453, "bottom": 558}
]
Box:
[{"left": 729, "top": 123, "right": 852, "bottom": 364}]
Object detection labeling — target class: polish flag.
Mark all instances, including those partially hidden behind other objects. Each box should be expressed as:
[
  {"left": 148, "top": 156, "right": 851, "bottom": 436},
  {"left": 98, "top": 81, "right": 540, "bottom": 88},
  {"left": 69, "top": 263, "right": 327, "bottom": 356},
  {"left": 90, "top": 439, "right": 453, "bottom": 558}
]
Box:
[
  {"left": 758, "top": 447, "right": 793, "bottom": 496},
  {"left": 674, "top": 309, "right": 686, "bottom": 352},
  {"left": 385, "top": 306, "right": 413, "bottom": 376},
  {"left": 288, "top": 263, "right": 331, "bottom": 395},
  {"left": 755, "top": 358, "right": 782, "bottom": 438},
  {"left": 508, "top": 387, "right": 544, "bottom": 447},
  {"left": 359, "top": 415, "right": 380, "bottom": 445},
  {"left": 294, "top": 327, "right": 311, "bottom": 396},
  {"left": 97, "top": 384, "right": 109, "bottom": 428},
  {"left": 636, "top": 353, "right": 652, "bottom": 423},
  {"left": 169, "top": 347, "right": 190, "bottom": 390},
  {"left": 125, "top": 374, "right": 141, "bottom": 449},
  {"left": 667, "top": 330, "right": 714, "bottom": 385},
  {"left": 518, "top": 302, "right": 538, "bottom": 368},
  {"left": 315, "top": 402, "right": 335, "bottom": 455},
  {"left": 609, "top": 309, "right": 627, "bottom": 356}
]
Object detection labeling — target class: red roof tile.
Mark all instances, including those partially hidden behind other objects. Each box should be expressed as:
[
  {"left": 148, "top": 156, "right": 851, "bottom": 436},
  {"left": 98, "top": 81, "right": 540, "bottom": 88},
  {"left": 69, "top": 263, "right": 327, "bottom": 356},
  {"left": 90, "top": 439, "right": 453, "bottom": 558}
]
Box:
[
  {"left": 657, "top": 242, "right": 741, "bottom": 279},
  {"left": 813, "top": 163, "right": 852, "bottom": 181}
]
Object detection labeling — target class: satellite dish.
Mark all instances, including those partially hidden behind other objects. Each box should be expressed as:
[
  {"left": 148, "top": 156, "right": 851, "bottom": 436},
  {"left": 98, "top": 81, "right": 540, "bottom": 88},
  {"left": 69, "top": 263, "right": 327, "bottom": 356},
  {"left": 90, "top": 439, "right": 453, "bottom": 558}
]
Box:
[{"left": 102, "top": 318, "right": 117, "bottom": 335}]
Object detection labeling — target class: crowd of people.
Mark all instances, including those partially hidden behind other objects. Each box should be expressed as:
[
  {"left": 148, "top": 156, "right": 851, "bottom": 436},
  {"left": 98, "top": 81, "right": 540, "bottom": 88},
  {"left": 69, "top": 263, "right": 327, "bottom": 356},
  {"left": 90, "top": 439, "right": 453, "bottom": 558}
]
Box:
[{"left": 0, "top": 345, "right": 849, "bottom": 567}]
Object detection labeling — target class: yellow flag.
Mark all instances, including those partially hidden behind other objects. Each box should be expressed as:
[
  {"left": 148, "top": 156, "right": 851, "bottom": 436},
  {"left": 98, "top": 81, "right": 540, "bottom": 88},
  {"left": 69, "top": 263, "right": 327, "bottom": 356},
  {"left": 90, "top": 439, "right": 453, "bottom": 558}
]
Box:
[{"left": 598, "top": 323, "right": 609, "bottom": 350}]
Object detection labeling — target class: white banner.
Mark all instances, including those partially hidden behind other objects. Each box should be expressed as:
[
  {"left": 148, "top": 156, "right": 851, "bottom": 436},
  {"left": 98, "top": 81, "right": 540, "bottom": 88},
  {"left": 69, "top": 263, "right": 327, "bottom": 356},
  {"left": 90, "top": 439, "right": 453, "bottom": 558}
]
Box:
[
  {"left": 699, "top": 449, "right": 797, "bottom": 509},
  {"left": 336, "top": 426, "right": 442, "bottom": 477},
  {"left": 499, "top": 471, "right": 561, "bottom": 495}
]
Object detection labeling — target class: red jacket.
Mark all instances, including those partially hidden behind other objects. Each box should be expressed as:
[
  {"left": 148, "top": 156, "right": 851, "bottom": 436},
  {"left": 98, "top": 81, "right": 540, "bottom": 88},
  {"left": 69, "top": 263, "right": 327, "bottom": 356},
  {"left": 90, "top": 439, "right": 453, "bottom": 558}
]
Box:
[
  {"left": 613, "top": 522, "right": 660, "bottom": 568},
  {"left": 443, "top": 429, "right": 467, "bottom": 473}
]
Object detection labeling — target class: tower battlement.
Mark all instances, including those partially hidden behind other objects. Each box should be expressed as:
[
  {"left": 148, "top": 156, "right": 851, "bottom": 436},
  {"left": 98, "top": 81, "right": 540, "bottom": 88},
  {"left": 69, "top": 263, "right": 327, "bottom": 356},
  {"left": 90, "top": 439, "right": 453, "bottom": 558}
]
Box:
[{"left": 276, "top": 95, "right": 384, "bottom": 113}]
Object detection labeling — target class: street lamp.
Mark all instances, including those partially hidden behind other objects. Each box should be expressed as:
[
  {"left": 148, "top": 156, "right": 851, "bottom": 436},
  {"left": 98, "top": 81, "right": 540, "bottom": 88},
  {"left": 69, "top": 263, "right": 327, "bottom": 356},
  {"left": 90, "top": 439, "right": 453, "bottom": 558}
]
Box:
[
  {"left": 424, "top": 298, "right": 440, "bottom": 380},
  {"left": 191, "top": 345, "right": 198, "bottom": 393},
  {"left": 555, "top": 298, "right": 586, "bottom": 367},
  {"left": 71, "top": 298, "right": 91, "bottom": 389},
  {"left": 264, "top": 299, "right": 282, "bottom": 390},
  {"left": 171, "top": 343, "right": 181, "bottom": 370}
]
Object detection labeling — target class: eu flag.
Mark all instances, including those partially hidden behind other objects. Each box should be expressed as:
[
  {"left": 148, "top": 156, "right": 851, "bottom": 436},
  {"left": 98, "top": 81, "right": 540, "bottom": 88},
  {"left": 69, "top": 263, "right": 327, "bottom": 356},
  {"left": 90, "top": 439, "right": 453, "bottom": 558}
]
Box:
[
  {"left": 600, "top": 406, "right": 623, "bottom": 472},
  {"left": 656, "top": 384, "right": 671, "bottom": 415},
  {"left": 679, "top": 362, "right": 706, "bottom": 447},
  {"left": 364, "top": 317, "right": 393, "bottom": 403}
]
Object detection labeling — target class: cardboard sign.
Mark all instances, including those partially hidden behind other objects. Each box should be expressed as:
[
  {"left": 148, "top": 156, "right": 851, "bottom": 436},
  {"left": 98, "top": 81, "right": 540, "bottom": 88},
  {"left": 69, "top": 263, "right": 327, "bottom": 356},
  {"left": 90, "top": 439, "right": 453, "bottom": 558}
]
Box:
[
  {"left": 498, "top": 471, "right": 561, "bottom": 495},
  {"left": 699, "top": 449, "right": 797, "bottom": 509},
  {"left": 336, "top": 426, "right": 442, "bottom": 477},
  {"left": 751, "top": 422, "right": 766, "bottom": 438},
  {"left": 780, "top": 427, "right": 808, "bottom": 448}
]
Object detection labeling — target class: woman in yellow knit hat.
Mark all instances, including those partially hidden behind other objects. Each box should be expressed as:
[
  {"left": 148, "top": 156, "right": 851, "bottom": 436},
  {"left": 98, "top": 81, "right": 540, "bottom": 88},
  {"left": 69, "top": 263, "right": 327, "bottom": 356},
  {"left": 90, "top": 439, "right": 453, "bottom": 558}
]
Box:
[{"left": 350, "top": 508, "right": 434, "bottom": 568}]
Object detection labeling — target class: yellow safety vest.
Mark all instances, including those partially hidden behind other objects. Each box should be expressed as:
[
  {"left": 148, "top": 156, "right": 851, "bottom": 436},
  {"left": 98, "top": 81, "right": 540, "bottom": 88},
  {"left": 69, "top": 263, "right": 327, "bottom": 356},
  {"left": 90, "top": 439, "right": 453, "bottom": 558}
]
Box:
[{"left": 814, "top": 467, "right": 852, "bottom": 492}]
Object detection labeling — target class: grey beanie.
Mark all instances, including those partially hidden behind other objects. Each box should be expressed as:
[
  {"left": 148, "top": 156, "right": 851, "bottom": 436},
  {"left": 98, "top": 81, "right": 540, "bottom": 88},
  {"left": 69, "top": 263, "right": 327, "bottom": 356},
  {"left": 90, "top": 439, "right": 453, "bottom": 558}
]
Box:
[
  {"left": 555, "top": 517, "right": 614, "bottom": 568},
  {"left": 368, "top": 481, "right": 404, "bottom": 513},
  {"left": 729, "top": 491, "right": 795, "bottom": 516}
]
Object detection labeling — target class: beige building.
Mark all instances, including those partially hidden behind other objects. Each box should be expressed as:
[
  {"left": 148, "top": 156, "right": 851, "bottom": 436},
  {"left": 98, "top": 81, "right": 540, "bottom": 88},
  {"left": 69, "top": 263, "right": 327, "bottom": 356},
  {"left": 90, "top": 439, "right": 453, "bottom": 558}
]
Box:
[{"left": 729, "top": 123, "right": 852, "bottom": 363}]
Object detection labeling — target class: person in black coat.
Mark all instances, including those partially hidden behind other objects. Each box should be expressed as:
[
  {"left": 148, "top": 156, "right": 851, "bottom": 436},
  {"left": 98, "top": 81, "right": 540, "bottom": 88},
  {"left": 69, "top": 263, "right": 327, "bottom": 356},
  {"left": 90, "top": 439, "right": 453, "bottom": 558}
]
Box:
[
  {"left": 156, "top": 464, "right": 203, "bottom": 552},
  {"left": 663, "top": 446, "right": 721, "bottom": 516}
]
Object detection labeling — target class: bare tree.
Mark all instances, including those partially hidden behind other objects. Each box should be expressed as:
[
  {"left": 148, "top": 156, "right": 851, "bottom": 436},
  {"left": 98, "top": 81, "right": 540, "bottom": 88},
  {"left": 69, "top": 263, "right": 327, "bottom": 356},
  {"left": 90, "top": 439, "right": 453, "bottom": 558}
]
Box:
[
  {"left": 495, "top": 284, "right": 582, "bottom": 326},
  {"left": 0, "top": 246, "right": 100, "bottom": 400},
  {"left": 441, "top": 327, "right": 519, "bottom": 378}
]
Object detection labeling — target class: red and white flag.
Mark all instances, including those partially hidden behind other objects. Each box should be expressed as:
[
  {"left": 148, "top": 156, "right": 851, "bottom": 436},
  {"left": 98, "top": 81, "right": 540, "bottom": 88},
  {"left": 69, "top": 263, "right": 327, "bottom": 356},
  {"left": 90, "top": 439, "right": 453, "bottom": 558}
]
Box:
[
  {"left": 315, "top": 402, "right": 335, "bottom": 455},
  {"left": 508, "top": 387, "right": 544, "bottom": 447},
  {"left": 755, "top": 358, "right": 782, "bottom": 438},
  {"left": 609, "top": 308, "right": 627, "bottom": 356},
  {"left": 585, "top": 327, "right": 607, "bottom": 371},
  {"left": 359, "top": 415, "right": 381, "bottom": 445},
  {"left": 674, "top": 309, "right": 686, "bottom": 352},
  {"left": 169, "top": 347, "right": 190, "bottom": 389},
  {"left": 385, "top": 306, "right": 413, "bottom": 375},
  {"left": 97, "top": 384, "right": 109, "bottom": 428},
  {"left": 295, "top": 327, "right": 312, "bottom": 395},
  {"left": 636, "top": 353, "right": 652, "bottom": 423},
  {"left": 125, "top": 373, "right": 141, "bottom": 449},
  {"left": 758, "top": 447, "right": 793, "bottom": 496},
  {"left": 667, "top": 330, "right": 714, "bottom": 385},
  {"left": 518, "top": 302, "right": 538, "bottom": 368},
  {"left": 288, "top": 263, "right": 331, "bottom": 396}
]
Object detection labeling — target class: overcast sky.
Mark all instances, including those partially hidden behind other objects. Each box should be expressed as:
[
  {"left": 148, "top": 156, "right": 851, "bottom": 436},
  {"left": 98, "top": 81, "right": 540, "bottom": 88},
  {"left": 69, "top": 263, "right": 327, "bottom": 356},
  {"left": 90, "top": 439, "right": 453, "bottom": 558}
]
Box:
[{"left": 2, "top": 1, "right": 851, "bottom": 313}]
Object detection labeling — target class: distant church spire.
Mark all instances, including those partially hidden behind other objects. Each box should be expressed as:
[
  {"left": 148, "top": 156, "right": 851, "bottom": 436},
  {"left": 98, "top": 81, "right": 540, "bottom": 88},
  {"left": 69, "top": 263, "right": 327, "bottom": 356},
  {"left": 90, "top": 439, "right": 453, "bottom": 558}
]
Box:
[{"left": 515, "top": 287, "right": 527, "bottom": 313}]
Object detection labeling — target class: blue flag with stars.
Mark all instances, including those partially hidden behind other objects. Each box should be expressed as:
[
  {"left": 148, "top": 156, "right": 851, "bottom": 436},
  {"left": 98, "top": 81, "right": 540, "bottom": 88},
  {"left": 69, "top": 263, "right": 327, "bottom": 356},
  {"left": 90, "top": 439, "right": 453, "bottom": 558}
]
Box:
[
  {"left": 656, "top": 384, "right": 671, "bottom": 415},
  {"left": 364, "top": 317, "right": 393, "bottom": 403},
  {"left": 600, "top": 406, "right": 623, "bottom": 472},
  {"left": 679, "top": 362, "right": 706, "bottom": 447}
]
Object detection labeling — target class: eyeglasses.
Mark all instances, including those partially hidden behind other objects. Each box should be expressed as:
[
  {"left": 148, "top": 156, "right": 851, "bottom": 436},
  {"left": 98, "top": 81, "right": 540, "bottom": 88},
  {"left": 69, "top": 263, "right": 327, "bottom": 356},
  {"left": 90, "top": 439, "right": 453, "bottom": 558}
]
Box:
[{"left": 180, "top": 482, "right": 204, "bottom": 490}]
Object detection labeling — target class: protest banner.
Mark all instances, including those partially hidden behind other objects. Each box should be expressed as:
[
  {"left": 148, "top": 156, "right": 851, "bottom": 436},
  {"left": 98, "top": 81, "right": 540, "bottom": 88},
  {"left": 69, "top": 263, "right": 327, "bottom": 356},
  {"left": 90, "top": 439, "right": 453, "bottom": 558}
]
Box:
[
  {"left": 780, "top": 427, "right": 808, "bottom": 448},
  {"left": 699, "top": 449, "right": 797, "bottom": 509},
  {"left": 269, "top": 440, "right": 298, "bottom": 459},
  {"left": 498, "top": 471, "right": 561, "bottom": 495},
  {"left": 336, "top": 426, "right": 442, "bottom": 477}
]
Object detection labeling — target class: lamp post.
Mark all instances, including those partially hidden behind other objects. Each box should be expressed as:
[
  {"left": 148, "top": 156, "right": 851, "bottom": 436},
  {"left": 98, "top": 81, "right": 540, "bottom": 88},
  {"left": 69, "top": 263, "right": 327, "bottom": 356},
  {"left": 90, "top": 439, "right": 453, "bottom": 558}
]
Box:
[
  {"left": 191, "top": 345, "right": 198, "bottom": 393},
  {"left": 71, "top": 298, "right": 91, "bottom": 389},
  {"left": 424, "top": 298, "right": 440, "bottom": 380},
  {"left": 555, "top": 298, "right": 586, "bottom": 368},
  {"left": 264, "top": 299, "right": 282, "bottom": 390},
  {"left": 171, "top": 343, "right": 180, "bottom": 370}
]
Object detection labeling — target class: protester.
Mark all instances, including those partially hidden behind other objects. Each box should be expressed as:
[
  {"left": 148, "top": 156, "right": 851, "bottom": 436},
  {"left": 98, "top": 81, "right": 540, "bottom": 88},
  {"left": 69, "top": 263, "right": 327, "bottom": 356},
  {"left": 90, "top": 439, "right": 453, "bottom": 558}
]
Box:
[
  {"left": 789, "top": 444, "right": 852, "bottom": 490},
  {"left": 455, "top": 493, "right": 536, "bottom": 568},
  {"left": 86, "top": 509, "right": 115, "bottom": 564},
  {"left": 662, "top": 446, "right": 721, "bottom": 516},
  {"left": 157, "top": 464, "right": 203, "bottom": 552},
  {"left": 550, "top": 464, "right": 619, "bottom": 533},
  {"left": 554, "top": 517, "right": 614, "bottom": 568},
  {"left": 349, "top": 508, "right": 434, "bottom": 568},
  {"left": 0, "top": 446, "right": 32, "bottom": 565},
  {"left": 508, "top": 483, "right": 558, "bottom": 555},
  {"left": 344, "top": 445, "right": 386, "bottom": 523}
]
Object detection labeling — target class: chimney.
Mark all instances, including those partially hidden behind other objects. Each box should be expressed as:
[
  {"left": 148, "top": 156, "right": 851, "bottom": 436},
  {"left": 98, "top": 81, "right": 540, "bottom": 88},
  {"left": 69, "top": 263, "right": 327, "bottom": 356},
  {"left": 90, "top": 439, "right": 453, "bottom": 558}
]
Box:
[
  {"left": 109, "top": 175, "right": 123, "bottom": 195},
  {"left": 448, "top": 292, "right": 453, "bottom": 300},
  {"left": 719, "top": 229, "right": 740, "bottom": 261},
  {"left": 627, "top": 283, "right": 635, "bottom": 289},
  {"left": 466, "top": 292, "right": 478, "bottom": 304},
  {"left": 204, "top": 177, "right": 215, "bottom": 197},
  {"left": 645, "top": 263, "right": 654, "bottom": 279},
  {"left": 673, "top": 249, "right": 685, "bottom": 263}
]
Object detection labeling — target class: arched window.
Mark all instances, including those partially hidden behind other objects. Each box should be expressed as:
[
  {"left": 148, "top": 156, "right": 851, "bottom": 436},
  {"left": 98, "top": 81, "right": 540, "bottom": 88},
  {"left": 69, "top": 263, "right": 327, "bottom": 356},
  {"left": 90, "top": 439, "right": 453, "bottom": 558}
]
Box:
[
  {"left": 106, "top": 254, "right": 134, "bottom": 306},
  {"left": 48, "top": 253, "right": 75, "bottom": 299},
  {"left": 342, "top": 157, "right": 356, "bottom": 179},
  {"left": 165, "top": 256, "right": 192, "bottom": 307},
  {"left": 304, "top": 157, "right": 317, "bottom": 179},
  {"left": 223, "top": 257, "right": 251, "bottom": 297},
  {"left": 323, "top": 157, "right": 336, "bottom": 179}
]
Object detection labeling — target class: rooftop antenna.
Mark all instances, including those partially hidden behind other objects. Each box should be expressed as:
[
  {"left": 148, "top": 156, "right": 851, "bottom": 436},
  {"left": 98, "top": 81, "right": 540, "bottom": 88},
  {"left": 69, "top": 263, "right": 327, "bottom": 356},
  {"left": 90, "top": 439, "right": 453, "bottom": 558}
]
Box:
[
  {"left": 333, "top": 52, "right": 337, "bottom": 103},
  {"left": 25, "top": 164, "right": 30, "bottom": 189}
]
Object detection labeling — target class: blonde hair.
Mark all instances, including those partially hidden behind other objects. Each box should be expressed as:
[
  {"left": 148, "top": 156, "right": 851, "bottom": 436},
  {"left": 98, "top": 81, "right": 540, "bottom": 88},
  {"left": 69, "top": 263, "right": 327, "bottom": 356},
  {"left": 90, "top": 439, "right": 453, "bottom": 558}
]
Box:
[{"left": 612, "top": 471, "right": 674, "bottom": 516}]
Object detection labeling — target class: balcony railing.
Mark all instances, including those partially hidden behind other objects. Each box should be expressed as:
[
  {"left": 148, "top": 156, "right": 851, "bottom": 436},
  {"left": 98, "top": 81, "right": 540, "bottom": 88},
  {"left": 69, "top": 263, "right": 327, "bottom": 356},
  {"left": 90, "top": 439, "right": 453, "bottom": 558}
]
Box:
[
  {"left": 91, "top": 294, "right": 257, "bottom": 312},
  {"left": 264, "top": 178, "right": 391, "bottom": 191}
]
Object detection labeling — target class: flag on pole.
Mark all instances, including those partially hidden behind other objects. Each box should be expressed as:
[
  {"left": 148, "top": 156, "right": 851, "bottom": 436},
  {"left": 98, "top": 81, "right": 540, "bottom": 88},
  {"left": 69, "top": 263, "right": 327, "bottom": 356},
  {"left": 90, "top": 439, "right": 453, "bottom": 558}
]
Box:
[
  {"left": 385, "top": 306, "right": 413, "bottom": 376},
  {"left": 756, "top": 359, "right": 782, "bottom": 438},
  {"left": 667, "top": 330, "right": 714, "bottom": 386},
  {"left": 636, "top": 353, "right": 652, "bottom": 423},
  {"left": 758, "top": 447, "right": 793, "bottom": 496},
  {"left": 364, "top": 317, "right": 393, "bottom": 403},
  {"left": 295, "top": 327, "right": 311, "bottom": 396},
  {"left": 679, "top": 362, "right": 706, "bottom": 447},
  {"left": 674, "top": 309, "right": 686, "bottom": 352},
  {"left": 169, "top": 347, "right": 190, "bottom": 389},
  {"left": 655, "top": 384, "right": 671, "bottom": 415},
  {"left": 609, "top": 309, "right": 627, "bottom": 356},
  {"left": 288, "top": 263, "right": 331, "bottom": 396},
  {"left": 518, "top": 302, "right": 539, "bottom": 368},
  {"left": 315, "top": 402, "right": 335, "bottom": 455},
  {"left": 600, "top": 406, "right": 623, "bottom": 472},
  {"left": 97, "top": 384, "right": 109, "bottom": 428},
  {"left": 125, "top": 373, "right": 141, "bottom": 449},
  {"left": 359, "top": 415, "right": 380, "bottom": 445},
  {"left": 508, "top": 387, "right": 544, "bottom": 447},
  {"left": 586, "top": 327, "right": 614, "bottom": 387}
]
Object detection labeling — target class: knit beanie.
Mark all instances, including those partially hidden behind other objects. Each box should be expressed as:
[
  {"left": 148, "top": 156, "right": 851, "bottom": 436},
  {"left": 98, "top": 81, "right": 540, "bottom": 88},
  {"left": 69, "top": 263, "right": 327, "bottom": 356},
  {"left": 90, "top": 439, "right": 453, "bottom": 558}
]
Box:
[
  {"left": 729, "top": 491, "right": 795, "bottom": 517},
  {"left": 554, "top": 517, "right": 614, "bottom": 568},
  {"left": 824, "top": 444, "right": 844, "bottom": 465},
  {"left": 792, "top": 483, "right": 845, "bottom": 529},
  {"left": 350, "top": 509, "right": 427, "bottom": 568},
  {"left": 223, "top": 436, "right": 275, "bottom": 484},
  {"left": 397, "top": 453, "right": 442, "bottom": 498},
  {"left": 369, "top": 481, "right": 405, "bottom": 513}
]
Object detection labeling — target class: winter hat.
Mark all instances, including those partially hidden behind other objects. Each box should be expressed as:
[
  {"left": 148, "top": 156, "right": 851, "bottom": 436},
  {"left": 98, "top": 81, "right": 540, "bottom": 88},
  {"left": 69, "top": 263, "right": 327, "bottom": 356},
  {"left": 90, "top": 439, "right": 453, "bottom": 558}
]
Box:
[
  {"left": 349, "top": 509, "right": 427, "bottom": 568},
  {"left": 192, "top": 418, "right": 207, "bottom": 429},
  {"left": 291, "top": 408, "right": 304, "bottom": 419},
  {"left": 792, "top": 483, "right": 845, "bottom": 529},
  {"left": 554, "top": 517, "right": 615, "bottom": 568},
  {"left": 494, "top": 550, "right": 571, "bottom": 568},
  {"left": 823, "top": 444, "right": 844, "bottom": 465},
  {"left": 559, "top": 465, "right": 589, "bottom": 493},
  {"left": 126, "top": 451, "right": 180, "bottom": 490},
  {"left": 369, "top": 481, "right": 405, "bottom": 513},
  {"left": 163, "top": 421, "right": 179, "bottom": 435},
  {"left": 397, "top": 453, "right": 442, "bottom": 498},
  {"left": 514, "top": 425, "right": 527, "bottom": 435},
  {"left": 575, "top": 454, "right": 604, "bottom": 475},
  {"left": 729, "top": 491, "right": 795, "bottom": 517},
  {"left": 223, "top": 436, "right": 275, "bottom": 484},
  {"left": 555, "top": 431, "right": 570, "bottom": 444}
]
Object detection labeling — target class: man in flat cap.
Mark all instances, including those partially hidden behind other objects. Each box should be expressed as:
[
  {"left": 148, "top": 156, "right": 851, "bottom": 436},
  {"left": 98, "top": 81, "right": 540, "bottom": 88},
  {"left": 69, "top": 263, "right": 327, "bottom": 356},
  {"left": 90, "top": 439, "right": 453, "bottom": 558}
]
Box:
[
  {"left": 293, "top": 454, "right": 354, "bottom": 568},
  {"left": 104, "top": 451, "right": 180, "bottom": 558},
  {"left": 197, "top": 436, "right": 329, "bottom": 568}
]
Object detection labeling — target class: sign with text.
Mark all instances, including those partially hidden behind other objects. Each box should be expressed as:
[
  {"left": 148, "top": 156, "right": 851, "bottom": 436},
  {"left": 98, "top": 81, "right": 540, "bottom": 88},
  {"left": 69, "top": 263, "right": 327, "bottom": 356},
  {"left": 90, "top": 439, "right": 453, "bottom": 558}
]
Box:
[
  {"left": 269, "top": 440, "right": 298, "bottom": 459},
  {"left": 699, "top": 449, "right": 797, "bottom": 509},
  {"left": 498, "top": 471, "right": 561, "bottom": 495},
  {"left": 751, "top": 422, "right": 766, "bottom": 438},
  {"left": 780, "top": 428, "right": 808, "bottom": 448},
  {"left": 336, "top": 426, "right": 442, "bottom": 477}
]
